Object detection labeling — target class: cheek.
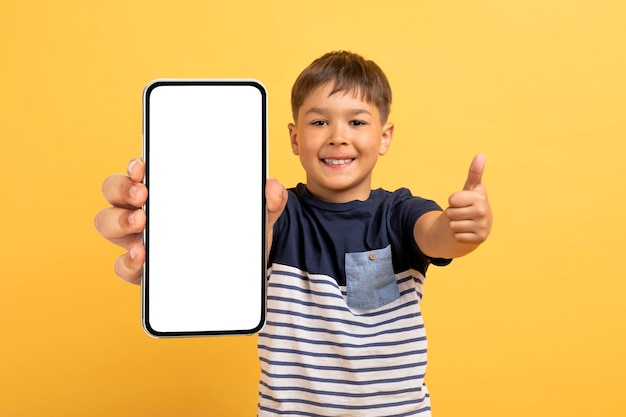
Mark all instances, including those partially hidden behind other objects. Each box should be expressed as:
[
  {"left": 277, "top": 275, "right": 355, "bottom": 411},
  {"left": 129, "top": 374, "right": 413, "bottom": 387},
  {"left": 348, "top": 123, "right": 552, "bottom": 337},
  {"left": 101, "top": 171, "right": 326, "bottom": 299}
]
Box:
[
  {"left": 294, "top": 143, "right": 317, "bottom": 164},
  {"left": 364, "top": 139, "right": 384, "bottom": 156},
  {"left": 295, "top": 135, "right": 320, "bottom": 157}
]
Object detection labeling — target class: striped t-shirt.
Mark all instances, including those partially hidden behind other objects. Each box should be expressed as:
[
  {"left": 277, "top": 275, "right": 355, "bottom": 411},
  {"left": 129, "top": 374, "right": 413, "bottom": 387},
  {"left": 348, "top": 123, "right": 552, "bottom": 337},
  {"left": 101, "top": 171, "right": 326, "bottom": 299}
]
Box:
[{"left": 258, "top": 184, "right": 450, "bottom": 416}]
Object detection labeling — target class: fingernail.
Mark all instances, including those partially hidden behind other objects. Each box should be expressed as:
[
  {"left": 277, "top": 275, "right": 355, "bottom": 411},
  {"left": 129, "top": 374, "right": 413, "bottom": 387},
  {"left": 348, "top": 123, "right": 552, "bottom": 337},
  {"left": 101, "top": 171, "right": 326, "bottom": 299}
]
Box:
[
  {"left": 127, "top": 159, "right": 137, "bottom": 176},
  {"left": 128, "top": 211, "right": 136, "bottom": 225},
  {"left": 129, "top": 246, "right": 137, "bottom": 260},
  {"left": 129, "top": 185, "right": 138, "bottom": 199}
]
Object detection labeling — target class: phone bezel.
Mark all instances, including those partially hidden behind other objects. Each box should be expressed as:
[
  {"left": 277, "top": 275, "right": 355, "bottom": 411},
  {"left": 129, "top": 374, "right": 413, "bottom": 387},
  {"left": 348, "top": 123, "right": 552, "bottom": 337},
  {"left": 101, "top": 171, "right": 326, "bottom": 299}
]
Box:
[{"left": 141, "top": 79, "right": 267, "bottom": 338}]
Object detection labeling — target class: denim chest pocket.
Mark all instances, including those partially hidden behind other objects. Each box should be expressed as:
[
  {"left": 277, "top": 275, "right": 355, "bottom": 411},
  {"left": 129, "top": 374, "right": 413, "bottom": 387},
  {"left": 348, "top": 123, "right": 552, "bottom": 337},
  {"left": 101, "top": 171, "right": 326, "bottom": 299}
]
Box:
[{"left": 345, "top": 245, "right": 400, "bottom": 311}]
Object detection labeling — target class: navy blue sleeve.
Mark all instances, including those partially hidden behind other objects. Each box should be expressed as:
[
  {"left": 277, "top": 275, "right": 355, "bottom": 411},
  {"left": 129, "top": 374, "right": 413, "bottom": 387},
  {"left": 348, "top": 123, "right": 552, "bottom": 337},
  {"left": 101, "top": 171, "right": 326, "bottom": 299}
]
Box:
[{"left": 392, "top": 190, "right": 452, "bottom": 268}]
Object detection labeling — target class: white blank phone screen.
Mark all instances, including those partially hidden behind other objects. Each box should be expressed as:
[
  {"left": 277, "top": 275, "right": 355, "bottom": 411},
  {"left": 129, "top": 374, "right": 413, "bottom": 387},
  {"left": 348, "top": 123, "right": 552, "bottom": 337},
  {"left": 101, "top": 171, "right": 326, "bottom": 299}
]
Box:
[{"left": 143, "top": 80, "right": 265, "bottom": 336}]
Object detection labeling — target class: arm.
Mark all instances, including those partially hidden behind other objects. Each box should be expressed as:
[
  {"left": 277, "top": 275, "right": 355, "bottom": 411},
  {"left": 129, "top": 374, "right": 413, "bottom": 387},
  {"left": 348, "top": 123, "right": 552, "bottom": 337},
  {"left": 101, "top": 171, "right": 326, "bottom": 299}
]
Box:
[{"left": 414, "top": 154, "right": 493, "bottom": 259}]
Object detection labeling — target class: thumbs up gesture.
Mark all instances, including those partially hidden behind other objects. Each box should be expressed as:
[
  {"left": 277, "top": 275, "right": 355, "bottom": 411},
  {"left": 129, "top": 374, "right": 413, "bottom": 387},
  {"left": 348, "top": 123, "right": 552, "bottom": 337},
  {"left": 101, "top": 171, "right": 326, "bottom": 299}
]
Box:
[{"left": 445, "top": 153, "right": 493, "bottom": 244}]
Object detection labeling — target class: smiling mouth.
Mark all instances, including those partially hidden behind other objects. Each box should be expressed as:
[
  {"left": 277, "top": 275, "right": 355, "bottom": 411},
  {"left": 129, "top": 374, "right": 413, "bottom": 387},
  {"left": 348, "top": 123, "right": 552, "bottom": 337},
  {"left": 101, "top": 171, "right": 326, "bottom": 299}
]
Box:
[{"left": 322, "top": 158, "right": 354, "bottom": 165}]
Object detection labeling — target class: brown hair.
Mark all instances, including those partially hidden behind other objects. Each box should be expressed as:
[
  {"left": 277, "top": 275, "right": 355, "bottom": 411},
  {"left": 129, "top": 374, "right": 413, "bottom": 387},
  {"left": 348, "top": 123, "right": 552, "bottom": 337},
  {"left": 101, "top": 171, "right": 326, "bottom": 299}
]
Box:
[{"left": 291, "top": 51, "right": 392, "bottom": 122}]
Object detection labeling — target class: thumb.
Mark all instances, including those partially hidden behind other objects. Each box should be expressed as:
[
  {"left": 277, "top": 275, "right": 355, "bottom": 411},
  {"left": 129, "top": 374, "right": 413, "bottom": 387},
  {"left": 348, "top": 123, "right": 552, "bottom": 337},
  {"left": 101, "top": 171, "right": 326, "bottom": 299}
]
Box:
[
  {"left": 266, "top": 178, "right": 288, "bottom": 229},
  {"left": 463, "top": 153, "right": 486, "bottom": 191}
]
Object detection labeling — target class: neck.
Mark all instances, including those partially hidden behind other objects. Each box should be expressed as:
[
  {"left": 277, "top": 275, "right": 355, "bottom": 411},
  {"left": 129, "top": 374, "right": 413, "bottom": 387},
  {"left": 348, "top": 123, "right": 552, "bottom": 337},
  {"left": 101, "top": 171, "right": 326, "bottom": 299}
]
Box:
[{"left": 305, "top": 183, "right": 372, "bottom": 203}]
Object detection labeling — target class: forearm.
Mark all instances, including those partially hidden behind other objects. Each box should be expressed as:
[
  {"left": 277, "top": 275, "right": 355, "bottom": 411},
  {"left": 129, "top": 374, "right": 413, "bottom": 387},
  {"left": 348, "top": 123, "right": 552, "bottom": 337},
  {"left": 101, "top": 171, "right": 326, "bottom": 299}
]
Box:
[{"left": 414, "top": 211, "right": 481, "bottom": 259}]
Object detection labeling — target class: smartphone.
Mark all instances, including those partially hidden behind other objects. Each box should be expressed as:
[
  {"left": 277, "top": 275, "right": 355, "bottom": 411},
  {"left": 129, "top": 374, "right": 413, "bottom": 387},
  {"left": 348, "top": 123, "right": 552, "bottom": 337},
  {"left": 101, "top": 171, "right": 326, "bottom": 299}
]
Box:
[{"left": 142, "top": 79, "right": 266, "bottom": 337}]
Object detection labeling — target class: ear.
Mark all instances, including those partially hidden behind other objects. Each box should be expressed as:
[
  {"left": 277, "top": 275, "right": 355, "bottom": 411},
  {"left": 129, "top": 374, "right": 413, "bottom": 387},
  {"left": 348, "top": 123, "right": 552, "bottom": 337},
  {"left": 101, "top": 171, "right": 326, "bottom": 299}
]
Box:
[
  {"left": 379, "top": 122, "right": 394, "bottom": 155},
  {"left": 288, "top": 123, "right": 299, "bottom": 155}
]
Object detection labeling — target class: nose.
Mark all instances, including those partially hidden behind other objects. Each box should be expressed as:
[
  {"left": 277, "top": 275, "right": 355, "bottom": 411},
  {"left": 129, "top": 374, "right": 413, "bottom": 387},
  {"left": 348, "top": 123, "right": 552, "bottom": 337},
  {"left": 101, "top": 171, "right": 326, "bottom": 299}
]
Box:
[{"left": 328, "top": 125, "right": 349, "bottom": 146}]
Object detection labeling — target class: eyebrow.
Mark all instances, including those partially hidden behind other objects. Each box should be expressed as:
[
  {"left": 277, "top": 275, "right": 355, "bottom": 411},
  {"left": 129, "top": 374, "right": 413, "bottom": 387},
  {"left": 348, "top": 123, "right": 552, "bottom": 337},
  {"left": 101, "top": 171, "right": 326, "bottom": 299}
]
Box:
[{"left": 304, "top": 107, "right": 372, "bottom": 117}]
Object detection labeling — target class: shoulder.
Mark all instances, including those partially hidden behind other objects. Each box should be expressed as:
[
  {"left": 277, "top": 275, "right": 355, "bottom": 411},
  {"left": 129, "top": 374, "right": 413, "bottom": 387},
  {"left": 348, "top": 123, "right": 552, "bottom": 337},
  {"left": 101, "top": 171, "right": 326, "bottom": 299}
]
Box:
[
  {"left": 283, "top": 183, "right": 307, "bottom": 212},
  {"left": 372, "top": 187, "right": 442, "bottom": 213},
  {"left": 370, "top": 187, "right": 412, "bottom": 203}
]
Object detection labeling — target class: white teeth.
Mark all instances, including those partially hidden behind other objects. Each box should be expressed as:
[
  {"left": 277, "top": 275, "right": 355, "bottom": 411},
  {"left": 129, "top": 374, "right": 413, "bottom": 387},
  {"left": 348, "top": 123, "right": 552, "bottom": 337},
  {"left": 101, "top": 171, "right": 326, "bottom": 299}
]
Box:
[{"left": 323, "top": 158, "right": 353, "bottom": 165}]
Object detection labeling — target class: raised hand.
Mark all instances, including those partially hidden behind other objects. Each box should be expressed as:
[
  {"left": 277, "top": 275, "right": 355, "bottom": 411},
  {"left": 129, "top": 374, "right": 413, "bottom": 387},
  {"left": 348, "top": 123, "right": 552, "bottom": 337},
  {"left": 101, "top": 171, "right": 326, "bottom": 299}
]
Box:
[{"left": 445, "top": 153, "right": 492, "bottom": 244}]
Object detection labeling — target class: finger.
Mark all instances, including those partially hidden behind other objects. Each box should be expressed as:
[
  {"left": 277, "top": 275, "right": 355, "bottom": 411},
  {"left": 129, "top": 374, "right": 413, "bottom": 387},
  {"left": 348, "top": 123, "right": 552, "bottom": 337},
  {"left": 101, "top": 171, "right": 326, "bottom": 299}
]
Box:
[
  {"left": 448, "top": 215, "right": 491, "bottom": 244},
  {"left": 114, "top": 243, "right": 145, "bottom": 285},
  {"left": 448, "top": 188, "right": 489, "bottom": 212},
  {"left": 127, "top": 158, "right": 145, "bottom": 183},
  {"left": 446, "top": 201, "right": 490, "bottom": 224},
  {"left": 448, "top": 218, "right": 479, "bottom": 233},
  {"left": 266, "top": 178, "right": 288, "bottom": 230},
  {"left": 102, "top": 174, "right": 148, "bottom": 209},
  {"left": 94, "top": 207, "right": 146, "bottom": 249},
  {"left": 446, "top": 205, "right": 479, "bottom": 222},
  {"left": 463, "top": 153, "right": 486, "bottom": 191},
  {"left": 451, "top": 231, "right": 483, "bottom": 244}
]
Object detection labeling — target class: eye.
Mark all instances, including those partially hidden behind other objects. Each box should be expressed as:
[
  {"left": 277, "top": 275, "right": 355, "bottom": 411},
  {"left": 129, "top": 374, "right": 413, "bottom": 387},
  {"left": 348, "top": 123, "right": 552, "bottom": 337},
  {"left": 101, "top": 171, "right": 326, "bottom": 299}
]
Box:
[
  {"left": 350, "top": 120, "right": 366, "bottom": 126},
  {"left": 311, "top": 120, "right": 328, "bottom": 126}
]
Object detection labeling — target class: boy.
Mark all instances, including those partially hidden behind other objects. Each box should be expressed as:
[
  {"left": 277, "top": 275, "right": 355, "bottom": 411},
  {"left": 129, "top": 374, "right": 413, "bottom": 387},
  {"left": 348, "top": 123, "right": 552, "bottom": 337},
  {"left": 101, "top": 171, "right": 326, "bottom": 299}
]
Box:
[{"left": 95, "top": 51, "right": 492, "bottom": 416}]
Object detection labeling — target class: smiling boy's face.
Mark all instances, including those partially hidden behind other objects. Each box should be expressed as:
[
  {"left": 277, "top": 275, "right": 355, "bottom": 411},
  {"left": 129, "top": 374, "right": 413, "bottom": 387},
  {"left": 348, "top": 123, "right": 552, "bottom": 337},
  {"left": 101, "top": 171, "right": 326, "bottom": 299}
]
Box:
[{"left": 288, "top": 82, "right": 394, "bottom": 203}]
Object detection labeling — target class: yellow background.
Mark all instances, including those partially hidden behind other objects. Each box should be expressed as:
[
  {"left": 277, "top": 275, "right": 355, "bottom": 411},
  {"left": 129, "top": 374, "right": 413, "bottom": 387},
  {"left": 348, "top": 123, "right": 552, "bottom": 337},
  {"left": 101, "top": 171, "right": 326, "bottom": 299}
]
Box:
[{"left": 1, "top": 1, "right": 625, "bottom": 416}]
